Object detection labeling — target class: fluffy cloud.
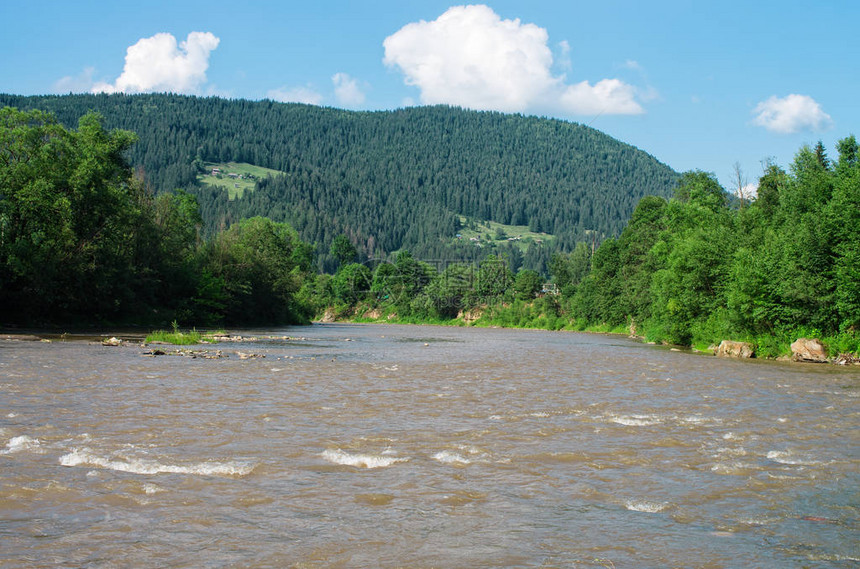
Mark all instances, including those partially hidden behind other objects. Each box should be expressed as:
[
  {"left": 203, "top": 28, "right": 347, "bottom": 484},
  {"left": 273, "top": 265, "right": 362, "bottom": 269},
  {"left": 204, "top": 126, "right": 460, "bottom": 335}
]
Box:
[
  {"left": 560, "top": 79, "right": 643, "bottom": 115},
  {"left": 92, "top": 32, "right": 219, "bottom": 94},
  {"left": 332, "top": 73, "right": 366, "bottom": 107},
  {"left": 267, "top": 85, "right": 324, "bottom": 105},
  {"left": 383, "top": 5, "right": 642, "bottom": 116},
  {"left": 752, "top": 94, "right": 833, "bottom": 134}
]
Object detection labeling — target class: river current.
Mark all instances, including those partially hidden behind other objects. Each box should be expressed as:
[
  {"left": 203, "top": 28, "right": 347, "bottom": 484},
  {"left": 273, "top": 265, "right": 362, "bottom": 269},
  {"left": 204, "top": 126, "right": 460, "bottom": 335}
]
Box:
[{"left": 1, "top": 324, "right": 858, "bottom": 568}]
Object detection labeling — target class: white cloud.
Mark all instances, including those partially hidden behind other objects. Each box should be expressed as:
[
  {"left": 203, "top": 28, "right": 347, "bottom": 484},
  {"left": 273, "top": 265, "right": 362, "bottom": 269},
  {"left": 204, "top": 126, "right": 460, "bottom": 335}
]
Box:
[
  {"left": 53, "top": 67, "right": 96, "bottom": 93},
  {"left": 752, "top": 94, "right": 833, "bottom": 134},
  {"left": 92, "top": 32, "right": 219, "bottom": 94},
  {"left": 560, "top": 79, "right": 642, "bottom": 115},
  {"left": 332, "top": 73, "right": 366, "bottom": 107},
  {"left": 383, "top": 5, "right": 643, "bottom": 116},
  {"left": 267, "top": 85, "right": 323, "bottom": 105},
  {"left": 741, "top": 182, "right": 759, "bottom": 199}
]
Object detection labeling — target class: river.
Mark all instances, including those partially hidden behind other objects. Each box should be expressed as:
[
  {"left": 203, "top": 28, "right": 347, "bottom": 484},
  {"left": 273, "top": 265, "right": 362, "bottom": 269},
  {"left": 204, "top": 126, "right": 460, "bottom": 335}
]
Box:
[{"left": 1, "top": 324, "right": 858, "bottom": 568}]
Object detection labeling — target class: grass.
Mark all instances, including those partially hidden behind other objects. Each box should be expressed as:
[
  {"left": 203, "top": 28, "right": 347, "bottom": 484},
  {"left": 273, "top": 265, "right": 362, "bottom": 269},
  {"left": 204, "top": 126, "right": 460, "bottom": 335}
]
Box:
[
  {"left": 198, "top": 162, "right": 285, "bottom": 200},
  {"left": 145, "top": 322, "right": 222, "bottom": 345},
  {"left": 455, "top": 216, "right": 554, "bottom": 252}
]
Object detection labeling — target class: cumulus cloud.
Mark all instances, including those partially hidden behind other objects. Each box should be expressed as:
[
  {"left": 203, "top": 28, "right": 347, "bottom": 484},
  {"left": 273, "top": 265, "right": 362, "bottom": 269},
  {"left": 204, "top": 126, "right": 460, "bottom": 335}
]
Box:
[
  {"left": 560, "top": 79, "right": 643, "bottom": 115},
  {"left": 332, "top": 73, "right": 366, "bottom": 107},
  {"left": 92, "top": 32, "right": 219, "bottom": 94},
  {"left": 383, "top": 5, "right": 643, "bottom": 116},
  {"left": 752, "top": 94, "right": 833, "bottom": 134},
  {"left": 267, "top": 85, "right": 324, "bottom": 105}
]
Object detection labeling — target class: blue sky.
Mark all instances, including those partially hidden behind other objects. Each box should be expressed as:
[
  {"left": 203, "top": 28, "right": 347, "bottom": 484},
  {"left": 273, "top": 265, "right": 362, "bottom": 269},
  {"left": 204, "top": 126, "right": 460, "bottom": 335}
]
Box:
[{"left": 1, "top": 1, "right": 855, "bottom": 191}]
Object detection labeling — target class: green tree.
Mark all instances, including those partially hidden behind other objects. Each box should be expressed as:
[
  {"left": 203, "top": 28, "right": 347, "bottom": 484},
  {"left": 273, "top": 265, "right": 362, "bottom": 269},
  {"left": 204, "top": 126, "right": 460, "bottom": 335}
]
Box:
[
  {"left": 332, "top": 263, "right": 372, "bottom": 304},
  {"left": 0, "top": 107, "right": 142, "bottom": 323},
  {"left": 754, "top": 163, "right": 788, "bottom": 220},
  {"left": 513, "top": 269, "right": 542, "bottom": 300},
  {"left": 330, "top": 234, "right": 357, "bottom": 267},
  {"left": 475, "top": 254, "right": 512, "bottom": 300},
  {"left": 203, "top": 216, "right": 312, "bottom": 324}
]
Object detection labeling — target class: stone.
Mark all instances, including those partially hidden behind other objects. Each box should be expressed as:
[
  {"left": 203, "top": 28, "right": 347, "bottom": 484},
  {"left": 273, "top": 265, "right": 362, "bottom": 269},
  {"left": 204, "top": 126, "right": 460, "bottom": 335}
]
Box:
[
  {"left": 715, "top": 340, "right": 754, "bottom": 358},
  {"left": 790, "top": 338, "right": 828, "bottom": 363}
]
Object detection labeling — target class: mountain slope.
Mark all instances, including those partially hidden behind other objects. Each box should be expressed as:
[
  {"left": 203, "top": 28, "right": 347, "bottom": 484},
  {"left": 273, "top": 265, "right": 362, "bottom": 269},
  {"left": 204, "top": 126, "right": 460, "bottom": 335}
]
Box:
[{"left": 0, "top": 93, "right": 678, "bottom": 266}]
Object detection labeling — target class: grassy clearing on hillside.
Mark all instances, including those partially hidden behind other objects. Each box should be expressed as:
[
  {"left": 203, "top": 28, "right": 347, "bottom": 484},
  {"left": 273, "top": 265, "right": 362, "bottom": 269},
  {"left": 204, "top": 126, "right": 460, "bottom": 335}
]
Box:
[
  {"left": 455, "top": 216, "right": 553, "bottom": 251},
  {"left": 198, "top": 162, "right": 285, "bottom": 199}
]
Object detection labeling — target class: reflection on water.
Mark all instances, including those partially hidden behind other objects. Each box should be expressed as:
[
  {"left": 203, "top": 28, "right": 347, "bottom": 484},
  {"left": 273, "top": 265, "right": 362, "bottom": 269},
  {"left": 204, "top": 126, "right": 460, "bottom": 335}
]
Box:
[{"left": 1, "top": 323, "right": 858, "bottom": 568}]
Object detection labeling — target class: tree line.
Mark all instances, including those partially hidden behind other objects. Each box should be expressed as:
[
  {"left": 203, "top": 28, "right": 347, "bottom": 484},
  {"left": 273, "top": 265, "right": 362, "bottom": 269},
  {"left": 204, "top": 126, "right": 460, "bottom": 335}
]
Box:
[
  {"left": 306, "top": 137, "right": 859, "bottom": 357},
  {"left": 3, "top": 103, "right": 856, "bottom": 359},
  {"left": 0, "top": 93, "right": 679, "bottom": 271}
]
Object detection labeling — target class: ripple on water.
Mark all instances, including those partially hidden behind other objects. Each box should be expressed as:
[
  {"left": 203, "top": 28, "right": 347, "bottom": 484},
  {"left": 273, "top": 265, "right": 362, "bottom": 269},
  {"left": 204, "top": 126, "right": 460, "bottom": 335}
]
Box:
[
  {"left": 58, "top": 447, "right": 256, "bottom": 477},
  {"left": 625, "top": 499, "right": 670, "bottom": 513},
  {"left": 320, "top": 448, "right": 409, "bottom": 469}
]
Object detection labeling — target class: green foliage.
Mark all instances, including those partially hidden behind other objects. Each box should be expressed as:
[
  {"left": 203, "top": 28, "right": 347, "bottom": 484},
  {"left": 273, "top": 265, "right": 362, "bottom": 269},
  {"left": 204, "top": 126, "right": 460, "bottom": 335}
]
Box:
[
  {"left": 474, "top": 255, "right": 513, "bottom": 300},
  {"left": 330, "top": 235, "right": 358, "bottom": 268},
  {"left": 0, "top": 93, "right": 679, "bottom": 269},
  {"left": 332, "top": 263, "right": 372, "bottom": 304},
  {"left": 0, "top": 106, "right": 316, "bottom": 327},
  {"left": 513, "top": 269, "right": 542, "bottom": 300},
  {"left": 202, "top": 216, "right": 313, "bottom": 325},
  {"left": 674, "top": 170, "right": 728, "bottom": 211},
  {"left": 567, "top": 137, "right": 859, "bottom": 355},
  {"left": 0, "top": 107, "right": 142, "bottom": 323},
  {"left": 423, "top": 263, "right": 474, "bottom": 319},
  {"left": 144, "top": 327, "right": 215, "bottom": 345}
]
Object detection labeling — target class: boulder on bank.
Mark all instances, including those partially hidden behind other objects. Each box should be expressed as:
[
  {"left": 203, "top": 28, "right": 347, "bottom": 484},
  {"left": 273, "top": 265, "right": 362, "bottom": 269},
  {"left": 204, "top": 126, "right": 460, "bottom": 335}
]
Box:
[
  {"left": 715, "top": 340, "right": 754, "bottom": 358},
  {"left": 790, "top": 338, "right": 829, "bottom": 363}
]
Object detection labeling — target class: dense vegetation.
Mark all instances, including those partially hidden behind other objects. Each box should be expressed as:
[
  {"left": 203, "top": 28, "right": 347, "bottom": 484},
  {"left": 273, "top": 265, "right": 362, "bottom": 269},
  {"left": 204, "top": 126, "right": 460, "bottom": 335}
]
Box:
[
  {"left": 0, "top": 93, "right": 679, "bottom": 272},
  {"left": 561, "top": 139, "right": 860, "bottom": 356},
  {"left": 315, "top": 137, "right": 860, "bottom": 358},
  {"left": 0, "top": 108, "right": 313, "bottom": 327},
  {"left": 2, "top": 98, "right": 856, "bottom": 360}
]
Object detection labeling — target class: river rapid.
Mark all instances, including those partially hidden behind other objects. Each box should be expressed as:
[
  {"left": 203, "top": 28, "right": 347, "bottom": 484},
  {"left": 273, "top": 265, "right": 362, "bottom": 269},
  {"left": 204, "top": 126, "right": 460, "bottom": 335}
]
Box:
[{"left": 1, "top": 324, "right": 858, "bottom": 568}]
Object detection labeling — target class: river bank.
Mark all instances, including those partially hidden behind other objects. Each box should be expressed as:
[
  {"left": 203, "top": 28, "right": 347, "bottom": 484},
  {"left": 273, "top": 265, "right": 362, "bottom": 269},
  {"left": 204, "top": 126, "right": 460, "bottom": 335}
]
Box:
[{"left": 317, "top": 303, "right": 860, "bottom": 367}]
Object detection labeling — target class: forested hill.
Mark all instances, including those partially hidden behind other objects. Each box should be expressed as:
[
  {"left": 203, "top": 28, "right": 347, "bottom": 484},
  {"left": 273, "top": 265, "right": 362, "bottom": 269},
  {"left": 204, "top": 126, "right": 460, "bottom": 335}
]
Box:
[{"left": 0, "top": 93, "right": 678, "bottom": 265}]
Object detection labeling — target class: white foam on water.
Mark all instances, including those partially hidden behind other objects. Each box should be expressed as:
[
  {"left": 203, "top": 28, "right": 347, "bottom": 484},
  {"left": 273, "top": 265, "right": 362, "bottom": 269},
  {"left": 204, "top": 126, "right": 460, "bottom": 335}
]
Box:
[
  {"left": 321, "top": 448, "right": 408, "bottom": 469},
  {"left": 1, "top": 435, "right": 41, "bottom": 454},
  {"left": 714, "top": 446, "right": 747, "bottom": 457},
  {"left": 58, "top": 447, "right": 256, "bottom": 477},
  {"left": 432, "top": 450, "right": 472, "bottom": 464},
  {"left": 6, "top": 413, "right": 18, "bottom": 418},
  {"left": 710, "top": 461, "right": 752, "bottom": 475},
  {"left": 143, "top": 483, "right": 165, "bottom": 495},
  {"left": 677, "top": 414, "right": 722, "bottom": 426},
  {"left": 766, "top": 450, "right": 828, "bottom": 466},
  {"left": 625, "top": 500, "right": 668, "bottom": 513},
  {"left": 609, "top": 414, "right": 661, "bottom": 426}
]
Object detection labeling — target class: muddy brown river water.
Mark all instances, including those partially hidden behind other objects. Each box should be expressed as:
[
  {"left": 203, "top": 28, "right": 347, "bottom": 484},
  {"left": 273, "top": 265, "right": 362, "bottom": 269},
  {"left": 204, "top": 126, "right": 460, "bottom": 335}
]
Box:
[{"left": 1, "top": 323, "right": 858, "bottom": 568}]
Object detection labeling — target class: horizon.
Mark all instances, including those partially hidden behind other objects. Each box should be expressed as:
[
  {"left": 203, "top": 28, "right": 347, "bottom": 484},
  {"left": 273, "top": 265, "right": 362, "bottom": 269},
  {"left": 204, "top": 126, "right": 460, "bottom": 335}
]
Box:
[{"left": 1, "top": 1, "right": 855, "bottom": 190}]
